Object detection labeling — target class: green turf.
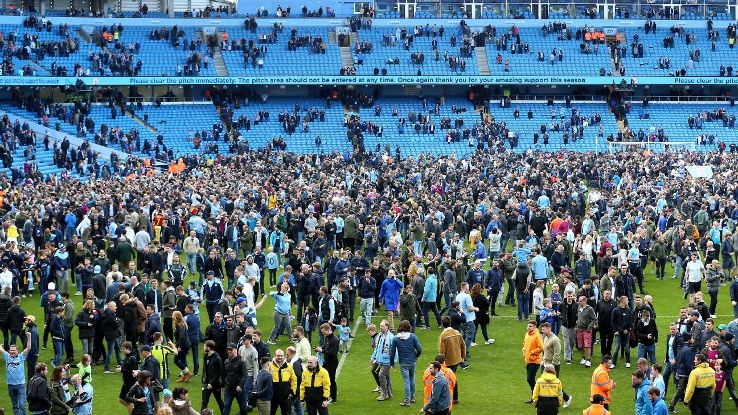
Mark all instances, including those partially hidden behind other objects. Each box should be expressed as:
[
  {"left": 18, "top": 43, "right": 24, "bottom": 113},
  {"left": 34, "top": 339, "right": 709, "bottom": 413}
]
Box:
[{"left": 1, "top": 261, "right": 737, "bottom": 415}]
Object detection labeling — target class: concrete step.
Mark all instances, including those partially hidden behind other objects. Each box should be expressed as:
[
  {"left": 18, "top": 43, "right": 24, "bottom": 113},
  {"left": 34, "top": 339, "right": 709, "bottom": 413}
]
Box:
[{"left": 475, "top": 46, "right": 490, "bottom": 76}]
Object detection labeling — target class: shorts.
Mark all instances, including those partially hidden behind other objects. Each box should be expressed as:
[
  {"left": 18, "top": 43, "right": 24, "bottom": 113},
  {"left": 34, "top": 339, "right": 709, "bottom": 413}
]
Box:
[
  {"left": 688, "top": 281, "right": 702, "bottom": 294},
  {"left": 576, "top": 329, "right": 593, "bottom": 349}
]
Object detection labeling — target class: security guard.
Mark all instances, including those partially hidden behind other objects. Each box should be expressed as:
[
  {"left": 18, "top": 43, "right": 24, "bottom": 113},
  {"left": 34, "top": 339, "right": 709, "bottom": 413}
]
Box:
[
  {"left": 684, "top": 353, "right": 716, "bottom": 415},
  {"left": 582, "top": 394, "right": 610, "bottom": 415},
  {"left": 532, "top": 364, "right": 564, "bottom": 415}
]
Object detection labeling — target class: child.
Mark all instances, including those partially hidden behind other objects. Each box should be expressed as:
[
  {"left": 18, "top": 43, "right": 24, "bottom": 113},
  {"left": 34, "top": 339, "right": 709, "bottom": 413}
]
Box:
[
  {"left": 265, "top": 247, "right": 279, "bottom": 287},
  {"left": 303, "top": 305, "right": 318, "bottom": 344},
  {"left": 77, "top": 354, "right": 92, "bottom": 384},
  {"left": 337, "top": 317, "right": 351, "bottom": 353},
  {"left": 186, "top": 281, "right": 201, "bottom": 315},
  {"left": 714, "top": 365, "right": 726, "bottom": 415},
  {"left": 650, "top": 363, "right": 665, "bottom": 397},
  {"left": 539, "top": 299, "right": 559, "bottom": 330},
  {"left": 549, "top": 284, "right": 562, "bottom": 335}
]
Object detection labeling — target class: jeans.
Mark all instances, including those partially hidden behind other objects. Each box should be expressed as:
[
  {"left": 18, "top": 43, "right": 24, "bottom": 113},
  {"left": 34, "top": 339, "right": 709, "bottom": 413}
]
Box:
[
  {"left": 105, "top": 338, "right": 122, "bottom": 370},
  {"left": 413, "top": 240, "right": 423, "bottom": 255},
  {"left": 561, "top": 326, "right": 576, "bottom": 362},
  {"left": 612, "top": 333, "right": 631, "bottom": 365},
  {"left": 81, "top": 338, "right": 93, "bottom": 356},
  {"left": 638, "top": 343, "right": 656, "bottom": 363},
  {"left": 360, "top": 297, "right": 374, "bottom": 325},
  {"left": 269, "top": 312, "right": 291, "bottom": 342},
  {"left": 56, "top": 270, "right": 70, "bottom": 295},
  {"left": 674, "top": 256, "right": 683, "bottom": 279},
  {"left": 8, "top": 383, "right": 26, "bottom": 415},
  {"left": 190, "top": 342, "right": 200, "bottom": 375},
  {"left": 669, "top": 376, "right": 688, "bottom": 410},
  {"left": 462, "top": 321, "right": 474, "bottom": 357},
  {"left": 440, "top": 292, "right": 455, "bottom": 315},
  {"left": 422, "top": 301, "right": 441, "bottom": 327},
  {"left": 400, "top": 363, "right": 416, "bottom": 402},
  {"left": 517, "top": 290, "right": 530, "bottom": 320},
  {"left": 712, "top": 391, "right": 723, "bottom": 415},
  {"left": 186, "top": 253, "right": 197, "bottom": 274},
  {"left": 292, "top": 395, "right": 303, "bottom": 415},
  {"left": 52, "top": 339, "right": 64, "bottom": 366},
  {"left": 174, "top": 346, "right": 190, "bottom": 371},
  {"left": 241, "top": 375, "right": 254, "bottom": 404},
  {"left": 224, "top": 387, "right": 248, "bottom": 415},
  {"left": 663, "top": 360, "right": 674, "bottom": 396}
]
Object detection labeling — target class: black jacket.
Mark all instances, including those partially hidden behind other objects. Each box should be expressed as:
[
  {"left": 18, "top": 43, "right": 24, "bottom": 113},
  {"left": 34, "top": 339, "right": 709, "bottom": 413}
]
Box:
[
  {"left": 204, "top": 324, "right": 227, "bottom": 354},
  {"left": 75, "top": 309, "right": 95, "bottom": 339},
  {"left": 126, "top": 383, "right": 159, "bottom": 415},
  {"left": 202, "top": 352, "right": 223, "bottom": 389},
  {"left": 223, "top": 355, "right": 247, "bottom": 391},
  {"left": 595, "top": 298, "right": 617, "bottom": 332},
  {"left": 664, "top": 333, "right": 684, "bottom": 363},
  {"left": 636, "top": 318, "right": 659, "bottom": 345},
  {"left": 560, "top": 299, "right": 578, "bottom": 329},
  {"left": 0, "top": 293, "right": 12, "bottom": 325},
  {"left": 27, "top": 374, "right": 53, "bottom": 412},
  {"left": 100, "top": 308, "right": 121, "bottom": 341},
  {"left": 321, "top": 333, "right": 339, "bottom": 364}
]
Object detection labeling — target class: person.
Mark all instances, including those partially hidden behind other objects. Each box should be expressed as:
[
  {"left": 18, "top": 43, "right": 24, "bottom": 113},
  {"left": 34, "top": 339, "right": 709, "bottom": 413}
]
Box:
[
  {"left": 168, "top": 387, "right": 200, "bottom": 415},
  {"left": 421, "top": 361, "right": 451, "bottom": 415},
  {"left": 576, "top": 295, "right": 596, "bottom": 367},
  {"left": 201, "top": 340, "right": 224, "bottom": 413},
  {"left": 438, "top": 315, "right": 465, "bottom": 402},
  {"left": 119, "top": 341, "right": 139, "bottom": 415},
  {"left": 358, "top": 269, "right": 376, "bottom": 326},
  {"left": 126, "top": 370, "right": 158, "bottom": 415},
  {"left": 315, "top": 323, "right": 338, "bottom": 403},
  {"left": 611, "top": 295, "right": 632, "bottom": 368},
  {"left": 455, "top": 282, "right": 478, "bottom": 357},
  {"left": 170, "top": 311, "right": 193, "bottom": 383},
  {"left": 390, "top": 319, "right": 422, "bottom": 406},
  {"left": 50, "top": 365, "right": 72, "bottom": 415},
  {"left": 632, "top": 369, "right": 652, "bottom": 415},
  {"left": 50, "top": 305, "right": 65, "bottom": 367},
  {"left": 24, "top": 315, "right": 40, "bottom": 380},
  {"left": 651, "top": 363, "right": 665, "bottom": 397},
  {"left": 713, "top": 363, "right": 726, "bottom": 415},
  {"left": 102, "top": 301, "right": 123, "bottom": 373},
  {"left": 582, "top": 394, "right": 609, "bottom": 415},
  {"left": 540, "top": 322, "right": 572, "bottom": 407},
  {"left": 269, "top": 348, "right": 297, "bottom": 415},
  {"left": 649, "top": 387, "right": 668, "bottom": 415},
  {"left": 150, "top": 332, "right": 175, "bottom": 391},
  {"left": 378, "top": 270, "right": 402, "bottom": 331},
  {"left": 300, "top": 355, "right": 330, "bottom": 415},
  {"left": 532, "top": 364, "right": 564, "bottom": 415},
  {"left": 238, "top": 333, "right": 259, "bottom": 410},
  {"left": 268, "top": 281, "right": 292, "bottom": 345},
  {"left": 222, "top": 343, "right": 248, "bottom": 415},
  {"left": 69, "top": 373, "right": 93, "bottom": 415},
  {"left": 596, "top": 290, "right": 616, "bottom": 357},
  {"left": 470, "top": 283, "right": 493, "bottom": 346},
  {"left": 27, "top": 363, "right": 53, "bottom": 415},
  {"left": 370, "top": 319, "right": 394, "bottom": 401},
  {"left": 523, "top": 321, "right": 544, "bottom": 401},
  {"left": 559, "top": 290, "right": 577, "bottom": 364},
  {"left": 684, "top": 353, "right": 716, "bottom": 415},
  {"left": 636, "top": 309, "right": 658, "bottom": 364},
  {"left": 670, "top": 333, "right": 697, "bottom": 412},
  {"left": 0, "top": 332, "right": 31, "bottom": 415},
  {"left": 685, "top": 253, "right": 705, "bottom": 302},
  {"left": 254, "top": 356, "right": 273, "bottom": 415},
  {"left": 590, "top": 355, "right": 616, "bottom": 409}
]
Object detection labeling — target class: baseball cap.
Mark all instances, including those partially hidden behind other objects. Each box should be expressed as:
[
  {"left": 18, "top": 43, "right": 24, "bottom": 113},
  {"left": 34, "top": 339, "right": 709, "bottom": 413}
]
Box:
[
  {"left": 725, "top": 333, "right": 736, "bottom": 342},
  {"left": 719, "top": 324, "right": 728, "bottom": 330},
  {"left": 25, "top": 315, "right": 36, "bottom": 323},
  {"left": 207, "top": 270, "right": 215, "bottom": 275},
  {"left": 690, "top": 310, "right": 701, "bottom": 317},
  {"left": 227, "top": 343, "right": 238, "bottom": 350},
  {"left": 93, "top": 265, "right": 101, "bottom": 273}
]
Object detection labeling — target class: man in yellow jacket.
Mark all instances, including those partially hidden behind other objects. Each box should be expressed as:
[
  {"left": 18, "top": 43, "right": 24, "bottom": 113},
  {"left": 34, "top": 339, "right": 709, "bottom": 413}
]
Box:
[
  {"left": 524, "top": 321, "right": 544, "bottom": 402},
  {"left": 532, "top": 364, "right": 564, "bottom": 415},
  {"left": 270, "top": 349, "right": 297, "bottom": 415},
  {"left": 300, "top": 355, "right": 331, "bottom": 414},
  {"left": 684, "top": 353, "right": 715, "bottom": 415}
]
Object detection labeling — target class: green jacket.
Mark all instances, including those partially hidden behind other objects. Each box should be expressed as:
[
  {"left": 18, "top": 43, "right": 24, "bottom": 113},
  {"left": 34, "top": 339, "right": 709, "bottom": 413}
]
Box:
[
  {"left": 651, "top": 241, "right": 667, "bottom": 260},
  {"left": 343, "top": 216, "right": 359, "bottom": 240}
]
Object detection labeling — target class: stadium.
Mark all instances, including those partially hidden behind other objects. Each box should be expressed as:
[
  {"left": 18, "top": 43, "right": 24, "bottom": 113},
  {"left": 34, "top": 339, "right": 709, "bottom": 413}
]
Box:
[{"left": 0, "top": 1, "right": 736, "bottom": 415}]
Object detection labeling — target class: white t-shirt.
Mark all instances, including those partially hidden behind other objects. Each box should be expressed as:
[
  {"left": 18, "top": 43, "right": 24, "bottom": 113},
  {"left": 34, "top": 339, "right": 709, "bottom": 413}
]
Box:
[{"left": 685, "top": 260, "right": 705, "bottom": 283}]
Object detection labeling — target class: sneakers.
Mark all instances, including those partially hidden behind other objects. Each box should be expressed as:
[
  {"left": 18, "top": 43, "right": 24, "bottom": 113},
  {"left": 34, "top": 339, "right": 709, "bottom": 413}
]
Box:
[
  {"left": 376, "top": 395, "right": 389, "bottom": 401},
  {"left": 584, "top": 360, "right": 591, "bottom": 367},
  {"left": 609, "top": 363, "right": 615, "bottom": 369},
  {"left": 565, "top": 360, "right": 572, "bottom": 365},
  {"left": 485, "top": 339, "right": 495, "bottom": 345},
  {"left": 580, "top": 358, "right": 586, "bottom": 365},
  {"left": 625, "top": 363, "right": 631, "bottom": 368},
  {"left": 103, "top": 370, "right": 114, "bottom": 374},
  {"left": 372, "top": 387, "right": 381, "bottom": 393},
  {"left": 470, "top": 342, "right": 477, "bottom": 347},
  {"left": 266, "top": 340, "right": 276, "bottom": 345},
  {"left": 400, "top": 400, "right": 410, "bottom": 407},
  {"left": 564, "top": 396, "right": 573, "bottom": 408},
  {"left": 75, "top": 291, "right": 82, "bottom": 296},
  {"left": 460, "top": 363, "right": 470, "bottom": 370},
  {"left": 524, "top": 399, "right": 534, "bottom": 404}
]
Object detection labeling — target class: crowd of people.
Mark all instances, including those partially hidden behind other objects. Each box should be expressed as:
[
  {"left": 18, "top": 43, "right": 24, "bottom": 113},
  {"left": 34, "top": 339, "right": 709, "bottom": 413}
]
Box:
[{"left": 0, "top": 113, "right": 737, "bottom": 415}]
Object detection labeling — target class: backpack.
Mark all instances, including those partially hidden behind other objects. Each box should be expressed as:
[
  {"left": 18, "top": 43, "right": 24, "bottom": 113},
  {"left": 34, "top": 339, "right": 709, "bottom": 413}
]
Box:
[{"left": 27, "top": 375, "right": 47, "bottom": 404}]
